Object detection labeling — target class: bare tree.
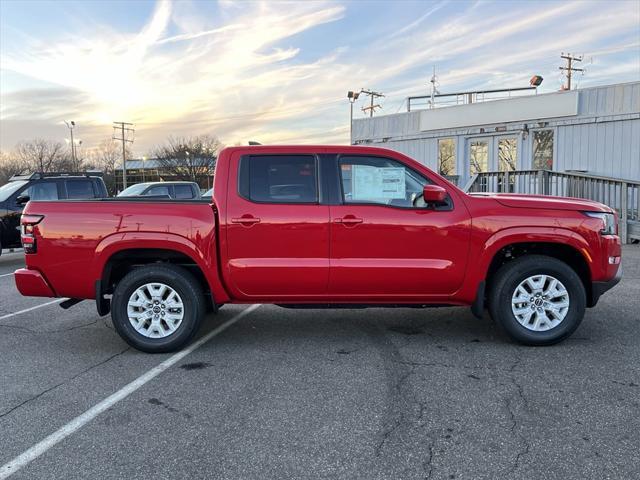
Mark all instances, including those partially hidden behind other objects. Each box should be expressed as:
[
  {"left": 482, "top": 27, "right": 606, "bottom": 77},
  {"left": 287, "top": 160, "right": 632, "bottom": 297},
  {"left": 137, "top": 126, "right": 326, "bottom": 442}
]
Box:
[
  {"left": 152, "top": 135, "right": 220, "bottom": 186},
  {"left": 84, "top": 139, "right": 130, "bottom": 195},
  {"left": 15, "top": 138, "right": 71, "bottom": 173},
  {"left": 0, "top": 151, "right": 24, "bottom": 185}
]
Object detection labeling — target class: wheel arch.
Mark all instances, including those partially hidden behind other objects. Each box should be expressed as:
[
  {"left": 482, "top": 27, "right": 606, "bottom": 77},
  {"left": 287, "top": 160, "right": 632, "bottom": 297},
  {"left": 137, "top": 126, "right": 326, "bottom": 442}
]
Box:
[
  {"left": 479, "top": 228, "right": 594, "bottom": 307},
  {"left": 93, "top": 232, "right": 229, "bottom": 314}
]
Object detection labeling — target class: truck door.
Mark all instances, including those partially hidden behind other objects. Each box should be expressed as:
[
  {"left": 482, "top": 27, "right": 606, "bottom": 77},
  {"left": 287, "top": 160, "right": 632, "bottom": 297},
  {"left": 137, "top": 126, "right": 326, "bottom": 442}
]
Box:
[
  {"left": 224, "top": 153, "right": 330, "bottom": 299},
  {"left": 328, "top": 154, "right": 470, "bottom": 299}
]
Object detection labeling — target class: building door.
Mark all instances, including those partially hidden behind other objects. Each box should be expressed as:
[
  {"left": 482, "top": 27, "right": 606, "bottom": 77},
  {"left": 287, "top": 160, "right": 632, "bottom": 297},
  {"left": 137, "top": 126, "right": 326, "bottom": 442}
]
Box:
[{"left": 466, "top": 136, "right": 519, "bottom": 192}]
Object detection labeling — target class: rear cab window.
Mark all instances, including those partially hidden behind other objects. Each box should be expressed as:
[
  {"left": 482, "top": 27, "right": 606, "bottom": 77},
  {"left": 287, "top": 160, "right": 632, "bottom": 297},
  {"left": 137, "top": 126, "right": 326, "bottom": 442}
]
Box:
[{"left": 239, "top": 155, "right": 318, "bottom": 204}]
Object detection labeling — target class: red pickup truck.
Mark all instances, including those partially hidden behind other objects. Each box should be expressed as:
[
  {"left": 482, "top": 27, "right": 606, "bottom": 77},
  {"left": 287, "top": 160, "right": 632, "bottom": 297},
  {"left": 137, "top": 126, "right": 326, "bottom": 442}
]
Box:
[{"left": 15, "top": 146, "right": 621, "bottom": 352}]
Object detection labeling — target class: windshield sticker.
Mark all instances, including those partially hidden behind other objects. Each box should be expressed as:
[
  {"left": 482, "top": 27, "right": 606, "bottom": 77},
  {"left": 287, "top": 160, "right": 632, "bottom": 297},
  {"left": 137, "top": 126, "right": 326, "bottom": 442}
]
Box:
[{"left": 351, "top": 165, "right": 406, "bottom": 201}]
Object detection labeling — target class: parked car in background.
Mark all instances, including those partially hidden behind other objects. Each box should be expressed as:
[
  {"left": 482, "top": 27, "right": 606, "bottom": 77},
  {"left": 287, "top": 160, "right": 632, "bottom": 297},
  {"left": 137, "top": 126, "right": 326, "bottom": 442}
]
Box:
[
  {"left": 201, "top": 188, "right": 213, "bottom": 201},
  {"left": 117, "top": 181, "right": 201, "bottom": 200},
  {"left": 15, "top": 146, "right": 621, "bottom": 352},
  {"left": 0, "top": 172, "right": 108, "bottom": 254}
]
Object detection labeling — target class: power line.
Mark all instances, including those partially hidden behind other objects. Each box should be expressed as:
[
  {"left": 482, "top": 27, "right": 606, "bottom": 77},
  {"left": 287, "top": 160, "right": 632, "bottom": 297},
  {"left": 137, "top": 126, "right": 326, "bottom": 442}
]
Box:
[
  {"left": 360, "top": 89, "right": 384, "bottom": 117},
  {"left": 559, "top": 52, "right": 583, "bottom": 90},
  {"left": 112, "top": 121, "right": 134, "bottom": 190}
]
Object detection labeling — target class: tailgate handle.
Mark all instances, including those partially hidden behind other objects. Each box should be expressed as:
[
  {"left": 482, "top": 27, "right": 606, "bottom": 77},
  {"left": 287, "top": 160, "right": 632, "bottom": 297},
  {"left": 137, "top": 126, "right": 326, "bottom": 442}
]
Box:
[{"left": 231, "top": 215, "right": 261, "bottom": 226}]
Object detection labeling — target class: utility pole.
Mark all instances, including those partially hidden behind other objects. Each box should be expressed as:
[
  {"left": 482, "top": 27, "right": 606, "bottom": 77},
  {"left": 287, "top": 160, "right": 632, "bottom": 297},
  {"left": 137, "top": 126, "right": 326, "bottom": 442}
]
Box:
[
  {"left": 360, "top": 89, "right": 384, "bottom": 117},
  {"left": 64, "top": 121, "right": 76, "bottom": 168},
  {"left": 112, "top": 121, "right": 134, "bottom": 190},
  {"left": 559, "top": 53, "right": 583, "bottom": 90}
]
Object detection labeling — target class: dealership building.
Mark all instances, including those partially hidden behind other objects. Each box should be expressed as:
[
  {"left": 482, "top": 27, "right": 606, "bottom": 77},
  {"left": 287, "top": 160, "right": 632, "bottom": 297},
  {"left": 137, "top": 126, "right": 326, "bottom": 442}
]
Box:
[{"left": 352, "top": 81, "right": 640, "bottom": 187}]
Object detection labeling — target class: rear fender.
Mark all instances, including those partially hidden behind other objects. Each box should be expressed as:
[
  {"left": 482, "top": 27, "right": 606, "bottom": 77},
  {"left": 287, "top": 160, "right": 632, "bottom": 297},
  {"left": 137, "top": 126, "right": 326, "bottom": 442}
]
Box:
[{"left": 93, "top": 232, "right": 230, "bottom": 303}]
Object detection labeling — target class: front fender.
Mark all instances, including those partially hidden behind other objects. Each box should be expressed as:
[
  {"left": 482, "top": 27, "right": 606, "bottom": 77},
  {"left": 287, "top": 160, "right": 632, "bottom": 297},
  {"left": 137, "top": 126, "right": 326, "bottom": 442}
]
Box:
[{"left": 457, "top": 226, "right": 593, "bottom": 303}]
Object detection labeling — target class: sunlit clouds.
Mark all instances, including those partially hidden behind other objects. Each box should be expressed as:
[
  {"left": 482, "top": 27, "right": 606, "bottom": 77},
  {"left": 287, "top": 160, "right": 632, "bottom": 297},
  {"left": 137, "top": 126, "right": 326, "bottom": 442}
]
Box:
[{"left": 1, "top": 0, "right": 639, "bottom": 155}]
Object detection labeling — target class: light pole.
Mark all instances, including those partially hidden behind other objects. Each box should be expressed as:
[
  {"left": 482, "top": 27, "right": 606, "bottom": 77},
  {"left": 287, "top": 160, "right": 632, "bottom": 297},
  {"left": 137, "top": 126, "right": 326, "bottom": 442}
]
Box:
[
  {"left": 141, "top": 156, "right": 147, "bottom": 182},
  {"left": 64, "top": 121, "right": 76, "bottom": 168},
  {"left": 347, "top": 91, "right": 360, "bottom": 145}
]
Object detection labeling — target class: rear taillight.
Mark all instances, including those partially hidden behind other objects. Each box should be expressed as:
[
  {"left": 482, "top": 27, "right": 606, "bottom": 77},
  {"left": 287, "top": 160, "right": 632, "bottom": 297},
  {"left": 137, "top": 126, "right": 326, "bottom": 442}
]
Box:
[{"left": 20, "top": 214, "right": 44, "bottom": 254}]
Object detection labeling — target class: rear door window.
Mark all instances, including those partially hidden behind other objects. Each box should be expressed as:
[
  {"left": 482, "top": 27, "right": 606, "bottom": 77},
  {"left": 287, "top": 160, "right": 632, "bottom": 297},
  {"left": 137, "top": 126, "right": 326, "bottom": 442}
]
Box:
[
  {"left": 24, "top": 182, "right": 59, "bottom": 201},
  {"left": 239, "top": 155, "right": 318, "bottom": 203},
  {"left": 66, "top": 180, "right": 95, "bottom": 199},
  {"left": 174, "top": 184, "right": 195, "bottom": 199}
]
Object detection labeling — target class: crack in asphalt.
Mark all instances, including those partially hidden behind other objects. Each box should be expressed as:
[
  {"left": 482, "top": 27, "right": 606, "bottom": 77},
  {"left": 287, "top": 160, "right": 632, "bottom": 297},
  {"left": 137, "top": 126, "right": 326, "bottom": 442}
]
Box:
[
  {"left": 504, "top": 353, "right": 532, "bottom": 475},
  {"left": 0, "top": 347, "right": 130, "bottom": 420}
]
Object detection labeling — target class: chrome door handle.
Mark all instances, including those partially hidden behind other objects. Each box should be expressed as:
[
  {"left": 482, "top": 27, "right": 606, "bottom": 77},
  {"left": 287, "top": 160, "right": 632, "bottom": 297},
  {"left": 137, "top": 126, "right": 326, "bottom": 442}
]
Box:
[
  {"left": 334, "top": 216, "right": 363, "bottom": 225},
  {"left": 231, "top": 216, "right": 261, "bottom": 226}
]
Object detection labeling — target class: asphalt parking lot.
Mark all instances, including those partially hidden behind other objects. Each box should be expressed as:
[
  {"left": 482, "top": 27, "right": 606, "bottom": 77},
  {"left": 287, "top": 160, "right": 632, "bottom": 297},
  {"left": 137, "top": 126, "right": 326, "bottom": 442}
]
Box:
[{"left": 0, "top": 247, "right": 638, "bottom": 480}]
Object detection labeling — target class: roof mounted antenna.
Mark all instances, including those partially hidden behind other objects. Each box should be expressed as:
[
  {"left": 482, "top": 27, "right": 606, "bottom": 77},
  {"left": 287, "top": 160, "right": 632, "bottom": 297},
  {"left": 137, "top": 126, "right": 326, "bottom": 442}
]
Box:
[{"left": 248, "top": 141, "right": 262, "bottom": 145}]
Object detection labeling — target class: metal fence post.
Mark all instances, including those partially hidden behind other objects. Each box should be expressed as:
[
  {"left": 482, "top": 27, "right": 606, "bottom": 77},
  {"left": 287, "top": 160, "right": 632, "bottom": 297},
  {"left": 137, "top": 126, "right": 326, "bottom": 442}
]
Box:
[
  {"left": 621, "top": 182, "right": 628, "bottom": 244},
  {"left": 537, "top": 170, "right": 544, "bottom": 195}
]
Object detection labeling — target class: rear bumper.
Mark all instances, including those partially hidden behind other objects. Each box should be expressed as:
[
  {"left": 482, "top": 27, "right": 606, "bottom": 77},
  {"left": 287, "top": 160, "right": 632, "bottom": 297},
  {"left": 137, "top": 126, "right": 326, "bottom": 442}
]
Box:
[
  {"left": 14, "top": 268, "right": 56, "bottom": 297},
  {"left": 590, "top": 265, "right": 622, "bottom": 307}
]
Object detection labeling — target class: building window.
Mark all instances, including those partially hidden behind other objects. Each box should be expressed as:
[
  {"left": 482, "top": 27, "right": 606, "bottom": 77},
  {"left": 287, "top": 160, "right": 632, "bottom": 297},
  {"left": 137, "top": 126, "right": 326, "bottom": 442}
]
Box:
[
  {"left": 438, "top": 138, "right": 456, "bottom": 176},
  {"left": 498, "top": 138, "right": 517, "bottom": 172},
  {"left": 532, "top": 130, "right": 554, "bottom": 170},
  {"left": 469, "top": 140, "right": 489, "bottom": 175}
]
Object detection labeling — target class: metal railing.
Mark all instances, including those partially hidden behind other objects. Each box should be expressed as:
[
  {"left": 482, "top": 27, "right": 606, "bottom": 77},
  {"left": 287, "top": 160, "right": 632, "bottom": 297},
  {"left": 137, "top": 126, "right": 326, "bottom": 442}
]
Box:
[{"left": 464, "top": 169, "right": 640, "bottom": 244}]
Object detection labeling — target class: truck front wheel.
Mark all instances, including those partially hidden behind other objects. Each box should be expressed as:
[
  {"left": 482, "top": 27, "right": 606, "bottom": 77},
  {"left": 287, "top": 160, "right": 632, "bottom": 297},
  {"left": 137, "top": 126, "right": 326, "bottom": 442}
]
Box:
[
  {"left": 488, "top": 255, "right": 586, "bottom": 346},
  {"left": 111, "top": 264, "right": 205, "bottom": 353}
]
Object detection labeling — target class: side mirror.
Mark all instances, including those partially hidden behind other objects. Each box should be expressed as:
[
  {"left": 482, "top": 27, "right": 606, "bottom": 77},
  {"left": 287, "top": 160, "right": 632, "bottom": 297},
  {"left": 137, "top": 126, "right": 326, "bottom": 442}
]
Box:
[
  {"left": 423, "top": 185, "right": 447, "bottom": 203},
  {"left": 15, "top": 194, "right": 30, "bottom": 205}
]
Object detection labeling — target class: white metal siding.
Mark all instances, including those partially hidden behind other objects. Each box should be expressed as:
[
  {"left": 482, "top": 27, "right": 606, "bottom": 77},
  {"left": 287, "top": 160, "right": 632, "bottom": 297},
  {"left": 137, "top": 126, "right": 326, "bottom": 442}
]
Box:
[{"left": 353, "top": 82, "right": 640, "bottom": 182}]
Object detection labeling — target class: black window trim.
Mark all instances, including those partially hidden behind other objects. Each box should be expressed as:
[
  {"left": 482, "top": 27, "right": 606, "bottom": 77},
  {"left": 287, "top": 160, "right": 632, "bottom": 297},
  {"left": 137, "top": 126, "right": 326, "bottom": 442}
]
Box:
[
  {"left": 335, "top": 153, "right": 453, "bottom": 211},
  {"left": 237, "top": 154, "right": 322, "bottom": 205}
]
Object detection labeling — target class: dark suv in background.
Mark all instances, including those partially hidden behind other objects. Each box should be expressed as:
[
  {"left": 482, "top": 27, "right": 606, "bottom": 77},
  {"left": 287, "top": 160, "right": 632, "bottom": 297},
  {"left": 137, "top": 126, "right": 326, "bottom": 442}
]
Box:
[{"left": 0, "top": 172, "right": 108, "bottom": 253}]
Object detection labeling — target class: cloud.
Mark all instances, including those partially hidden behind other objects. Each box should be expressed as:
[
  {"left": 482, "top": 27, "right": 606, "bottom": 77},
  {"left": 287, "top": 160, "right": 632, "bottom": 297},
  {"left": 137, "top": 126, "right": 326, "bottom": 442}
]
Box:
[{"left": 1, "top": 0, "right": 639, "bottom": 154}]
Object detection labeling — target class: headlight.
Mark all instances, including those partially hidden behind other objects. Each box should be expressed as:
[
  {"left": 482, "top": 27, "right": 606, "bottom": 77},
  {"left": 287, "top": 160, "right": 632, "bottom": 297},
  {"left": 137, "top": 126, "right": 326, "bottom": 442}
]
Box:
[{"left": 584, "top": 211, "right": 617, "bottom": 235}]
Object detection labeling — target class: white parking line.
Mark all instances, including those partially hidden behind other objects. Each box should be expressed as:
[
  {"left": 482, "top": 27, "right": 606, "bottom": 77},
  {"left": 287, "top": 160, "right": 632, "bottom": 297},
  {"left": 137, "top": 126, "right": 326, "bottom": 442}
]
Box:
[
  {"left": 0, "top": 303, "right": 261, "bottom": 479},
  {"left": 0, "top": 299, "right": 64, "bottom": 321},
  {"left": 0, "top": 273, "right": 14, "bottom": 278}
]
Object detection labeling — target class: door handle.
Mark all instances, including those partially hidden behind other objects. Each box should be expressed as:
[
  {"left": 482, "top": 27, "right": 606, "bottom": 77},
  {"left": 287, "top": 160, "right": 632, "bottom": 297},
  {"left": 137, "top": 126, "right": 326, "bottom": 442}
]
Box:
[
  {"left": 231, "top": 215, "right": 261, "bottom": 226},
  {"left": 334, "top": 215, "right": 363, "bottom": 225}
]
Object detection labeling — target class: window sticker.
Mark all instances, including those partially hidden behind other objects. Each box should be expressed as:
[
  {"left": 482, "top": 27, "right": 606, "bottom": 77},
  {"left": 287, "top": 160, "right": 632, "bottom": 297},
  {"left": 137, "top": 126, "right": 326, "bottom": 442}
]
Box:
[{"left": 351, "top": 165, "right": 406, "bottom": 201}]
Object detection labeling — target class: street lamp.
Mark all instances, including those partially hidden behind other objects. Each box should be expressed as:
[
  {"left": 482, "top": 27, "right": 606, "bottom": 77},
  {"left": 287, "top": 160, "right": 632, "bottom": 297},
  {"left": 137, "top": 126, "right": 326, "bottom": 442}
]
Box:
[{"left": 347, "top": 90, "right": 361, "bottom": 145}]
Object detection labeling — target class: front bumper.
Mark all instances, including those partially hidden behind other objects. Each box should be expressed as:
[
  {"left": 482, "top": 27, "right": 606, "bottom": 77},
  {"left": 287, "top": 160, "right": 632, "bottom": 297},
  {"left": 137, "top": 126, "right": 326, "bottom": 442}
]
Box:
[
  {"left": 14, "top": 268, "right": 56, "bottom": 297},
  {"left": 590, "top": 265, "right": 622, "bottom": 307}
]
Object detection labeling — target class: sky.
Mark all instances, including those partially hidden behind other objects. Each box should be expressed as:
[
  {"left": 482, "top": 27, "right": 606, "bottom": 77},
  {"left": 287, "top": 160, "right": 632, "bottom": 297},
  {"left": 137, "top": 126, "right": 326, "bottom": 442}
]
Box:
[{"left": 1, "top": 0, "right": 639, "bottom": 156}]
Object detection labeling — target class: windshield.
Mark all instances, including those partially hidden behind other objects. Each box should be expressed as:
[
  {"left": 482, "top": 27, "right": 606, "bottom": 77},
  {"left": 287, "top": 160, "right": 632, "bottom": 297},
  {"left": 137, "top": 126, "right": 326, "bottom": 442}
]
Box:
[
  {"left": 203, "top": 188, "right": 213, "bottom": 197},
  {"left": 0, "top": 180, "right": 28, "bottom": 202},
  {"left": 117, "top": 183, "right": 148, "bottom": 196}
]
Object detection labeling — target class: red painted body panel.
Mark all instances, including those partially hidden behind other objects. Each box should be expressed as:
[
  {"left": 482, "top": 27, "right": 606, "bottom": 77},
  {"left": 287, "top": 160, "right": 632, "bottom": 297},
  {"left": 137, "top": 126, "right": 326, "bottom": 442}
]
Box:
[{"left": 15, "top": 145, "right": 621, "bottom": 307}]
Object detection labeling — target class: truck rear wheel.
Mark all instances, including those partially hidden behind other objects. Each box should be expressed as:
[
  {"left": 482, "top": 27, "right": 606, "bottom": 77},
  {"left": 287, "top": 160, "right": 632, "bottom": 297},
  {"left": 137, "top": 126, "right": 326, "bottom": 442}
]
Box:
[
  {"left": 111, "top": 264, "right": 205, "bottom": 353},
  {"left": 488, "top": 255, "right": 586, "bottom": 346}
]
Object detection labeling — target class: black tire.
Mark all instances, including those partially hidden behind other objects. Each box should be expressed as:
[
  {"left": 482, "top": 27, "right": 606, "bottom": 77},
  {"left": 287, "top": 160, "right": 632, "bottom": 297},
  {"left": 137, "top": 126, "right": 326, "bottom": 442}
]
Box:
[
  {"left": 488, "top": 255, "right": 586, "bottom": 346},
  {"left": 111, "top": 264, "right": 205, "bottom": 353}
]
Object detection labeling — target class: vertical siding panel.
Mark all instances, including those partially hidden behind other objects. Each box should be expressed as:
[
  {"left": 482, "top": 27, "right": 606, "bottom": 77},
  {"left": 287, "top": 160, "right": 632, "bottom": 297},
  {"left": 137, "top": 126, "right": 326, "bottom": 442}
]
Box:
[{"left": 588, "top": 122, "right": 598, "bottom": 175}]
